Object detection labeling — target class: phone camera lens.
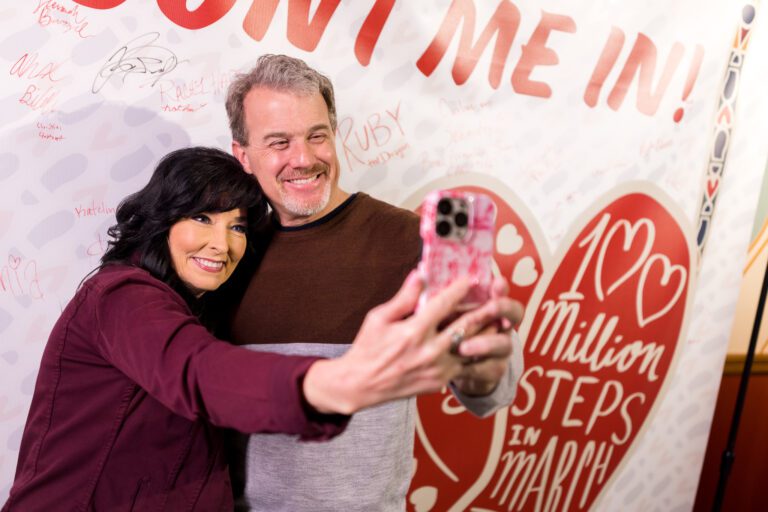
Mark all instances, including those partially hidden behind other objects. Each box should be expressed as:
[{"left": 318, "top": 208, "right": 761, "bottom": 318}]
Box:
[
  {"left": 436, "top": 220, "right": 452, "bottom": 237},
  {"left": 454, "top": 212, "right": 468, "bottom": 228},
  {"left": 437, "top": 198, "right": 453, "bottom": 215}
]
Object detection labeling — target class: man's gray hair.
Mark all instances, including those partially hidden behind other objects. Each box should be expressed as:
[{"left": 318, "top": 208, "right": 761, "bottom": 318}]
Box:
[{"left": 226, "top": 54, "right": 337, "bottom": 146}]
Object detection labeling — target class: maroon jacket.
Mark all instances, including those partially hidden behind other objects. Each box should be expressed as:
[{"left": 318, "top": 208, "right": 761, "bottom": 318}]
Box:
[{"left": 3, "top": 265, "right": 346, "bottom": 511}]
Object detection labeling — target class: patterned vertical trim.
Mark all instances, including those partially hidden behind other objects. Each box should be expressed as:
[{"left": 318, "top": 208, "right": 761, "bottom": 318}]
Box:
[{"left": 696, "top": 2, "right": 759, "bottom": 257}]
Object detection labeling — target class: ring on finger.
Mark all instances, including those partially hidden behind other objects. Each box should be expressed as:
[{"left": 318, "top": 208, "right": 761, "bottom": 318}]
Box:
[{"left": 449, "top": 327, "right": 465, "bottom": 355}]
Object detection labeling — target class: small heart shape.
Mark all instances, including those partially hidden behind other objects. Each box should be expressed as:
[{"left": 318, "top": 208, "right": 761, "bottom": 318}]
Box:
[
  {"left": 512, "top": 256, "right": 538, "bottom": 287},
  {"left": 497, "top": 223, "right": 524, "bottom": 255},
  {"left": 636, "top": 254, "right": 687, "bottom": 327},
  {"left": 594, "top": 216, "right": 654, "bottom": 301},
  {"left": 8, "top": 254, "right": 21, "bottom": 270},
  {"left": 409, "top": 486, "right": 438, "bottom": 511}
]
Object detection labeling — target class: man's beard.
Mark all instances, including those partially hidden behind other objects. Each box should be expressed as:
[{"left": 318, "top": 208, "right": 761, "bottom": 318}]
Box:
[{"left": 279, "top": 164, "right": 332, "bottom": 218}]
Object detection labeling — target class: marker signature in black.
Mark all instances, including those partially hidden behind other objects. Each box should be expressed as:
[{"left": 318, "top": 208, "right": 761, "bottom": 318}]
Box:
[{"left": 92, "top": 32, "right": 183, "bottom": 93}]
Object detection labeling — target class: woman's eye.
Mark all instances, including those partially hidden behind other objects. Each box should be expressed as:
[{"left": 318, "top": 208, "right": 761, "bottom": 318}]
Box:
[
  {"left": 231, "top": 224, "right": 248, "bottom": 234},
  {"left": 191, "top": 214, "right": 210, "bottom": 223}
]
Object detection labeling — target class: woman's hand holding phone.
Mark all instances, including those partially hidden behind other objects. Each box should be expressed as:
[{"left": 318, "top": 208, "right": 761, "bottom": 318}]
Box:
[{"left": 301, "top": 271, "right": 521, "bottom": 414}]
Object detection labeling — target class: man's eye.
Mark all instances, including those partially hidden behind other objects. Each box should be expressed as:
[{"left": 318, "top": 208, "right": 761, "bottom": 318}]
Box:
[
  {"left": 310, "top": 133, "right": 327, "bottom": 142},
  {"left": 270, "top": 140, "right": 289, "bottom": 149}
]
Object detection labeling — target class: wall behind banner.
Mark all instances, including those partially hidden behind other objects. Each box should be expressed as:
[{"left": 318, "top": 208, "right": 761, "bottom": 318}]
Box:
[
  {"left": 728, "top": 156, "right": 768, "bottom": 358},
  {"left": 1, "top": 1, "right": 767, "bottom": 510}
]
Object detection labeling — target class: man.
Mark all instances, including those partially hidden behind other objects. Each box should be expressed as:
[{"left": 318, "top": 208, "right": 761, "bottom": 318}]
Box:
[{"left": 226, "top": 54, "right": 524, "bottom": 511}]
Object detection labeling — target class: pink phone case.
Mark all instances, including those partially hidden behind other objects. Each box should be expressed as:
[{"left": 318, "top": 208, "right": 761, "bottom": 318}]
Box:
[{"left": 418, "top": 190, "right": 497, "bottom": 311}]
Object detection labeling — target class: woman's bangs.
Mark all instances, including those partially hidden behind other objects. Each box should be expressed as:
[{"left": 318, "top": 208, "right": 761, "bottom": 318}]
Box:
[{"left": 194, "top": 180, "right": 261, "bottom": 214}]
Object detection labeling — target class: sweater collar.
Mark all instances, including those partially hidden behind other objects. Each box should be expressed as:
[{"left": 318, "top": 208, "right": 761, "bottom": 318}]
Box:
[{"left": 272, "top": 193, "right": 359, "bottom": 232}]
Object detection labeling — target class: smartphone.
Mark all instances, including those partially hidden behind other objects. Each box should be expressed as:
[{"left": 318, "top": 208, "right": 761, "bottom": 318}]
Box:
[{"left": 418, "top": 190, "right": 497, "bottom": 311}]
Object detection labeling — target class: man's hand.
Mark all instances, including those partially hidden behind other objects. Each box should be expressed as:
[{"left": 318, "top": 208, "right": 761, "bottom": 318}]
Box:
[
  {"left": 302, "top": 273, "right": 524, "bottom": 414},
  {"left": 303, "top": 271, "right": 512, "bottom": 414},
  {"left": 450, "top": 276, "right": 523, "bottom": 397}
]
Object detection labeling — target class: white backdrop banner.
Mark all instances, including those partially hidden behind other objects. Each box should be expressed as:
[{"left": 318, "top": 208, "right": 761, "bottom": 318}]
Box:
[{"left": 1, "top": 1, "right": 767, "bottom": 510}]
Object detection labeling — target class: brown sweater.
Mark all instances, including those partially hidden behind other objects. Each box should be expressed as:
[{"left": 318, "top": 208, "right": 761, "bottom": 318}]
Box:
[{"left": 229, "top": 193, "right": 421, "bottom": 345}]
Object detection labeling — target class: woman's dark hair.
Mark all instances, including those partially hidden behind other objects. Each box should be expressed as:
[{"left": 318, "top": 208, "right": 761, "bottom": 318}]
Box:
[{"left": 101, "top": 146, "right": 267, "bottom": 310}]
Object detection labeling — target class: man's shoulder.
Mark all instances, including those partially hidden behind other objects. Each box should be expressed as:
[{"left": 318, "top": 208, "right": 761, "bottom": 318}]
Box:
[{"left": 354, "top": 192, "right": 419, "bottom": 227}]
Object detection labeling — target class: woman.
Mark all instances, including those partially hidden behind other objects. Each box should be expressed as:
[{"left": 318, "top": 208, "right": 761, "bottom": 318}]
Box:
[{"left": 3, "top": 147, "right": 513, "bottom": 511}]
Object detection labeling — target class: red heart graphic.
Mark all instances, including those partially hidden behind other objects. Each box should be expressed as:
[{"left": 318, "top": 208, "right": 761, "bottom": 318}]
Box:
[{"left": 407, "top": 184, "right": 693, "bottom": 512}]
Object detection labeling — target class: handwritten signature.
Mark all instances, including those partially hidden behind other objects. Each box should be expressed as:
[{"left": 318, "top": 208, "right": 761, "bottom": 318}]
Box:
[
  {"left": 92, "top": 33, "right": 184, "bottom": 94},
  {"left": 34, "top": 0, "right": 92, "bottom": 39},
  {"left": 1, "top": 255, "right": 43, "bottom": 300}
]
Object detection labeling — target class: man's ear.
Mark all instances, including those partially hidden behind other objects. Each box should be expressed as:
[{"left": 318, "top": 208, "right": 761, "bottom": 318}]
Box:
[{"left": 232, "top": 141, "right": 253, "bottom": 175}]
